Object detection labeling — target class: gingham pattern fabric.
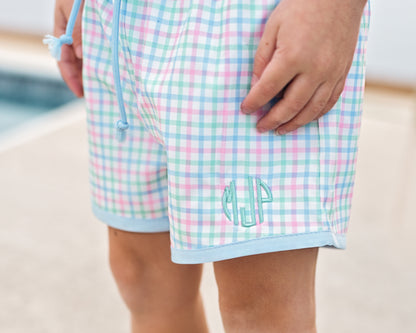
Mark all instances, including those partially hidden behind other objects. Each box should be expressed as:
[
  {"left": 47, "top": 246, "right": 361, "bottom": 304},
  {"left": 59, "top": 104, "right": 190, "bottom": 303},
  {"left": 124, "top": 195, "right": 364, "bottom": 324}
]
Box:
[{"left": 82, "top": 0, "right": 371, "bottom": 264}]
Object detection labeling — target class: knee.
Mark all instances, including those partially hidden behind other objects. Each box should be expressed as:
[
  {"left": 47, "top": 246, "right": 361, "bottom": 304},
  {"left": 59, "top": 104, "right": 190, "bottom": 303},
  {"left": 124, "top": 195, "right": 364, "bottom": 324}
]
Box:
[
  {"left": 108, "top": 251, "right": 142, "bottom": 289},
  {"left": 108, "top": 251, "right": 149, "bottom": 312},
  {"left": 218, "top": 294, "right": 316, "bottom": 333},
  {"left": 108, "top": 249, "right": 203, "bottom": 314}
]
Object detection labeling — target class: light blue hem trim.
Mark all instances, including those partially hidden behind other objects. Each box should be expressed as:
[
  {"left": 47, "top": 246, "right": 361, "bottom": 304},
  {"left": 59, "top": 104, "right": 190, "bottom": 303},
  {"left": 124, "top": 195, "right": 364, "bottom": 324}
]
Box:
[
  {"left": 171, "top": 231, "right": 346, "bottom": 264},
  {"left": 91, "top": 201, "right": 170, "bottom": 233}
]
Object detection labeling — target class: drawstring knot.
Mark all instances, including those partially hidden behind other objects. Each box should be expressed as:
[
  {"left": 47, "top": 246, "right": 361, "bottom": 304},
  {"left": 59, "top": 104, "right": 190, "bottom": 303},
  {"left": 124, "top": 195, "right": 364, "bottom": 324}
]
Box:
[
  {"left": 116, "top": 119, "right": 129, "bottom": 142},
  {"left": 116, "top": 120, "right": 129, "bottom": 131},
  {"left": 43, "top": 34, "right": 73, "bottom": 61},
  {"left": 42, "top": 0, "right": 83, "bottom": 60}
]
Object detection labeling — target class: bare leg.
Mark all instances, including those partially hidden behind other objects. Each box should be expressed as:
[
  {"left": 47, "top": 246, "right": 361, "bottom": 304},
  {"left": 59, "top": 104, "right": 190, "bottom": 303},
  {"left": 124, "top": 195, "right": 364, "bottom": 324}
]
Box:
[
  {"left": 107, "top": 226, "right": 209, "bottom": 333},
  {"left": 213, "top": 247, "right": 319, "bottom": 333}
]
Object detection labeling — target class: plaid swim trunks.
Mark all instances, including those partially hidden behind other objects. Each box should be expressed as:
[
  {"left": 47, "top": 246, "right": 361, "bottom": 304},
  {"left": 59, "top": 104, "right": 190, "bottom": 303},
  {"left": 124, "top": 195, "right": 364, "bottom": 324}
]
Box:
[{"left": 81, "top": 0, "right": 371, "bottom": 264}]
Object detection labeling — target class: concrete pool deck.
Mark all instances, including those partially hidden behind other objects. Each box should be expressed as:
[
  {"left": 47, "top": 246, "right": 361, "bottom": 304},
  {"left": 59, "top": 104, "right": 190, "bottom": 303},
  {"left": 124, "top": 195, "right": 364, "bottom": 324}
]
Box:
[{"left": 1, "top": 34, "right": 416, "bottom": 333}]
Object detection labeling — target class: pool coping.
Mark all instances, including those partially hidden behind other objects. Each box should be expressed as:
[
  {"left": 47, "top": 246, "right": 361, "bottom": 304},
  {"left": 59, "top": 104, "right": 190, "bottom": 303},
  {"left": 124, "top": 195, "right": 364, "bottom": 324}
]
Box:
[{"left": 0, "top": 99, "right": 85, "bottom": 154}]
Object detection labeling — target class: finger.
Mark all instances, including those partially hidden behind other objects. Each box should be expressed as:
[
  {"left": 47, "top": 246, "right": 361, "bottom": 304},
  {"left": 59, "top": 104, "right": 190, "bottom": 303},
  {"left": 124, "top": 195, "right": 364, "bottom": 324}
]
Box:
[
  {"left": 249, "top": 10, "right": 280, "bottom": 88},
  {"left": 58, "top": 44, "right": 84, "bottom": 97},
  {"left": 312, "top": 77, "right": 346, "bottom": 121},
  {"left": 72, "top": 1, "right": 85, "bottom": 59},
  {"left": 255, "top": 75, "right": 319, "bottom": 133},
  {"left": 275, "top": 82, "right": 334, "bottom": 135},
  {"left": 54, "top": 4, "right": 67, "bottom": 37},
  {"left": 241, "top": 51, "right": 298, "bottom": 115}
]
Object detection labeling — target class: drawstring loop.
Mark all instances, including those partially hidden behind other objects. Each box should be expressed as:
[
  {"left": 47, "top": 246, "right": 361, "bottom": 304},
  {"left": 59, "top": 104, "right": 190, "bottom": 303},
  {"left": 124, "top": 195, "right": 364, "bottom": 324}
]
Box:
[
  {"left": 43, "top": 0, "right": 83, "bottom": 61},
  {"left": 43, "top": 0, "right": 129, "bottom": 143}
]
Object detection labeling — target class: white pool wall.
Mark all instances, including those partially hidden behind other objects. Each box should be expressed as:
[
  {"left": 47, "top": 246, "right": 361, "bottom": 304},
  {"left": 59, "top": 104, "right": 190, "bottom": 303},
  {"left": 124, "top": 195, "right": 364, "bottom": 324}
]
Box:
[{"left": 0, "top": 0, "right": 54, "bottom": 35}]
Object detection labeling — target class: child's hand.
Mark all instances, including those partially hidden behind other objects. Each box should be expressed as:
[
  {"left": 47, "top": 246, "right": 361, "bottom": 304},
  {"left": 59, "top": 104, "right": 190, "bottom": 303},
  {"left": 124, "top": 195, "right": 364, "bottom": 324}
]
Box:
[
  {"left": 240, "top": 0, "right": 367, "bottom": 135},
  {"left": 53, "top": 0, "right": 84, "bottom": 97}
]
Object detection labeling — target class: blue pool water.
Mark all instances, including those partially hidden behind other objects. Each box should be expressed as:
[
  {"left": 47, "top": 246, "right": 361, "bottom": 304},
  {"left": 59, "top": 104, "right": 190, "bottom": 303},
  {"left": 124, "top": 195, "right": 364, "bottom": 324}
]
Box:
[{"left": 0, "top": 70, "right": 77, "bottom": 133}]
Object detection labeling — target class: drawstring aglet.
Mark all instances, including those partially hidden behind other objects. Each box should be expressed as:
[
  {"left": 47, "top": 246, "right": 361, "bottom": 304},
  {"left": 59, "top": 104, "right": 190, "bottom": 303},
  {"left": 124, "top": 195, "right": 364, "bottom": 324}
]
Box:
[
  {"left": 116, "top": 120, "right": 129, "bottom": 142},
  {"left": 43, "top": 34, "right": 73, "bottom": 61}
]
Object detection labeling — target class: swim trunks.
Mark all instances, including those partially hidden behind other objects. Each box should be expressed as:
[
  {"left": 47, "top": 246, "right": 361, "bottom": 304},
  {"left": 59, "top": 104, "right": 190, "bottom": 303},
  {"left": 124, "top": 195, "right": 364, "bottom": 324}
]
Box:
[{"left": 80, "top": 0, "right": 371, "bottom": 264}]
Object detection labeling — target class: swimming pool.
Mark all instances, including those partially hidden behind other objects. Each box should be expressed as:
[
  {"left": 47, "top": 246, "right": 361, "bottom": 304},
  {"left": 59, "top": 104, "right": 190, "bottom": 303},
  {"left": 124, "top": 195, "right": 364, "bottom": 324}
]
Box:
[{"left": 0, "top": 69, "right": 77, "bottom": 134}]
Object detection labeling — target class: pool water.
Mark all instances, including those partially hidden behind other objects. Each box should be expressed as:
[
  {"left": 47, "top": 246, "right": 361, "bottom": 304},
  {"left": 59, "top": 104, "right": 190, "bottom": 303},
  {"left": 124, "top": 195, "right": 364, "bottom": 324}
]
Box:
[{"left": 0, "top": 69, "right": 77, "bottom": 133}]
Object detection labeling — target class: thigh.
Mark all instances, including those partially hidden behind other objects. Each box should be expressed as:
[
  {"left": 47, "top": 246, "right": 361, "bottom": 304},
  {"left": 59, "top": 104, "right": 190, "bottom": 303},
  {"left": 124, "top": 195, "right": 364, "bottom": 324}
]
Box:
[{"left": 213, "top": 248, "right": 319, "bottom": 324}]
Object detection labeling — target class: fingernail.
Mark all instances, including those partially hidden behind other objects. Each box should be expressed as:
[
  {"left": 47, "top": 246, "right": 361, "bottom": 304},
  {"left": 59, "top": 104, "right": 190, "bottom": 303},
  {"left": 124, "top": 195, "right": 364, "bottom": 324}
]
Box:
[
  {"left": 250, "top": 74, "right": 259, "bottom": 89},
  {"left": 257, "top": 127, "right": 267, "bottom": 133},
  {"left": 275, "top": 128, "right": 287, "bottom": 135},
  {"left": 240, "top": 102, "right": 250, "bottom": 114}
]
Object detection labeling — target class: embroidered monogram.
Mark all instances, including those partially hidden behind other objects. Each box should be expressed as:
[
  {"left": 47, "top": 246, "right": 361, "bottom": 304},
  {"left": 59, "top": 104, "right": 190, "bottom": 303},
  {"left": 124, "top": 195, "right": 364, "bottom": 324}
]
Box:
[{"left": 222, "top": 176, "right": 273, "bottom": 227}]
